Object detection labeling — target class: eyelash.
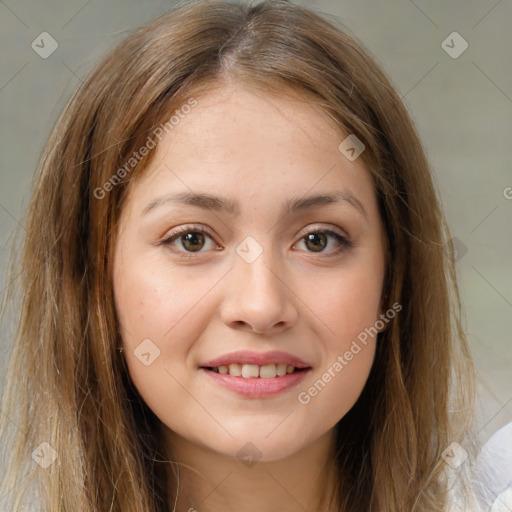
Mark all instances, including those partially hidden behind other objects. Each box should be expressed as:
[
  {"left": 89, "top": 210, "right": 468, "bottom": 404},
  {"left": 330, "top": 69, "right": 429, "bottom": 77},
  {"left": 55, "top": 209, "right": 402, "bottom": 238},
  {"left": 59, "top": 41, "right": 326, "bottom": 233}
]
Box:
[{"left": 161, "top": 224, "right": 352, "bottom": 259}]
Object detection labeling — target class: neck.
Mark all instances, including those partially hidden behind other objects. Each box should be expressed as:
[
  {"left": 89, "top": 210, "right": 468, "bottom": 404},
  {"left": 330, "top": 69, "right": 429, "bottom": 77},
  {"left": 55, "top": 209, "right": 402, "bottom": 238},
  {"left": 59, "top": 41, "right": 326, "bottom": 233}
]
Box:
[{"left": 162, "top": 428, "right": 339, "bottom": 512}]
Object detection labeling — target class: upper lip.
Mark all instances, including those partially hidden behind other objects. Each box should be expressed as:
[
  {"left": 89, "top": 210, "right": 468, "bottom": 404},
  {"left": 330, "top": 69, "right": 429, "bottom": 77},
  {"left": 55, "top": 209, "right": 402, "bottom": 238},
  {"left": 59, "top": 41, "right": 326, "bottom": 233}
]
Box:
[{"left": 200, "top": 350, "right": 312, "bottom": 369}]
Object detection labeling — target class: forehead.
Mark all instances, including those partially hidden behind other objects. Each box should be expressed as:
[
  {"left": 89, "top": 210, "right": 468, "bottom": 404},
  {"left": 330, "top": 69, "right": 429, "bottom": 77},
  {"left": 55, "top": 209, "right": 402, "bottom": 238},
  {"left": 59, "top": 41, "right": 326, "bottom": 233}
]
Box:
[
  {"left": 158, "top": 86, "right": 337, "bottom": 157},
  {"left": 126, "top": 83, "right": 377, "bottom": 217}
]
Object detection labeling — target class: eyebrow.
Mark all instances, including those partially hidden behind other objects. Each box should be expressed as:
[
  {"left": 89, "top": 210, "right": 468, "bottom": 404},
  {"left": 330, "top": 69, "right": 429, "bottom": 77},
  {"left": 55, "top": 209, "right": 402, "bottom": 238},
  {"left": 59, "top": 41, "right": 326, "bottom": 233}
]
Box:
[{"left": 141, "top": 191, "right": 367, "bottom": 220}]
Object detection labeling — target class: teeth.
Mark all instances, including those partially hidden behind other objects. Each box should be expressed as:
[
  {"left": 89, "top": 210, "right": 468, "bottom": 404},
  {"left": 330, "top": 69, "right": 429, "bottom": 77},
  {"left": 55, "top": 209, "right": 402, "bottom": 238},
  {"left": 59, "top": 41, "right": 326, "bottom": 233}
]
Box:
[
  {"left": 241, "top": 364, "right": 259, "bottom": 378},
  {"left": 213, "top": 363, "right": 302, "bottom": 378},
  {"left": 228, "top": 363, "right": 242, "bottom": 377},
  {"left": 276, "top": 364, "right": 287, "bottom": 376},
  {"left": 259, "top": 364, "right": 277, "bottom": 379}
]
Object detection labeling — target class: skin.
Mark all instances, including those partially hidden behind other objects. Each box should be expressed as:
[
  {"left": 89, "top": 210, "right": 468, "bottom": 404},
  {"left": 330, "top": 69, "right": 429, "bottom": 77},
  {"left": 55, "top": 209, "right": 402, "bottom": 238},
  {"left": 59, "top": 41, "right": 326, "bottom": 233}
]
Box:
[{"left": 112, "top": 82, "right": 387, "bottom": 512}]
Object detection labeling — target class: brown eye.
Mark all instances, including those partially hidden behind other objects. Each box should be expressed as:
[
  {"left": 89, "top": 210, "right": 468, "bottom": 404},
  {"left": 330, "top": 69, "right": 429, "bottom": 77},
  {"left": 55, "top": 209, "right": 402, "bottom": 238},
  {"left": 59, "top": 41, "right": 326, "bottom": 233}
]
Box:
[
  {"left": 179, "top": 232, "right": 206, "bottom": 252},
  {"left": 304, "top": 232, "right": 328, "bottom": 252},
  {"left": 296, "top": 229, "right": 351, "bottom": 255},
  {"left": 161, "top": 225, "right": 218, "bottom": 257}
]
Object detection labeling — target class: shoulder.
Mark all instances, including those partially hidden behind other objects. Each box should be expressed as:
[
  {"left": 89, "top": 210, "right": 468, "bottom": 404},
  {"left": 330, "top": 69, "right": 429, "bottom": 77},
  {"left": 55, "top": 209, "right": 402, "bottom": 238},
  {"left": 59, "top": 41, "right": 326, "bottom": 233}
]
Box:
[{"left": 473, "top": 421, "right": 512, "bottom": 511}]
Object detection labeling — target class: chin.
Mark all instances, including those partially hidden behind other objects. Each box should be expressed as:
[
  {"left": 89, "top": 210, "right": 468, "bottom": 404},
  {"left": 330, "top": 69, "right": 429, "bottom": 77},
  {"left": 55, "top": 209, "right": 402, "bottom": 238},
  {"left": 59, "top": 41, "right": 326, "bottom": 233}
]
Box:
[{"left": 216, "top": 427, "right": 313, "bottom": 463}]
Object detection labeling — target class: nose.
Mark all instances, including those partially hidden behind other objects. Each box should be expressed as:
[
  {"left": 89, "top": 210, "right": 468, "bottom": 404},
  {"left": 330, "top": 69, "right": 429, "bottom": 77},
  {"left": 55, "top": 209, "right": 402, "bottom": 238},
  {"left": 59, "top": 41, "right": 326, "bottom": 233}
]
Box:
[{"left": 219, "top": 245, "right": 298, "bottom": 335}]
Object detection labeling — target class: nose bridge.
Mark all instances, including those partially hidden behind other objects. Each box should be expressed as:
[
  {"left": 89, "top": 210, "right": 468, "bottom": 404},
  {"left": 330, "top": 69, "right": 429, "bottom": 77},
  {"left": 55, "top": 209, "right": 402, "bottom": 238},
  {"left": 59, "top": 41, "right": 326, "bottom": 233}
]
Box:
[{"left": 221, "top": 234, "right": 297, "bottom": 333}]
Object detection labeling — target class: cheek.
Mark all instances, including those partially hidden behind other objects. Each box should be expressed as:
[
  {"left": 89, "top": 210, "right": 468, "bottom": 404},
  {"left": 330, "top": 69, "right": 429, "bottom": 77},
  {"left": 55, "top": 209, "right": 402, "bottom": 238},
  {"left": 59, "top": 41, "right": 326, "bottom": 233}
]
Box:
[
  {"left": 112, "top": 250, "right": 221, "bottom": 408},
  {"left": 112, "top": 257, "right": 205, "bottom": 428},
  {"left": 298, "top": 256, "right": 383, "bottom": 412},
  {"left": 298, "top": 343, "right": 376, "bottom": 434},
  {"left": 312, "top": 262, "right": 384, "bottom": 342},
  {"left": 113, "top": 251, "right": 208, "bottom": 344},
  {"left": 290, "top": 262, "right": 382, "bottom": 423},
  {"left": 297, "top": 280, "right": 379, "bottom": 422}
]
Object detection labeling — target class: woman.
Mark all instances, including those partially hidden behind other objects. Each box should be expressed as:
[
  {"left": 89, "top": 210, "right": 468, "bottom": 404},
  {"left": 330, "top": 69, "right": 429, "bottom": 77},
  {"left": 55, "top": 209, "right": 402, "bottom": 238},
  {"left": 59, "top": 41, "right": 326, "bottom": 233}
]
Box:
[{"left": 0, "top": 1, "right": 478, "bottom": 510}]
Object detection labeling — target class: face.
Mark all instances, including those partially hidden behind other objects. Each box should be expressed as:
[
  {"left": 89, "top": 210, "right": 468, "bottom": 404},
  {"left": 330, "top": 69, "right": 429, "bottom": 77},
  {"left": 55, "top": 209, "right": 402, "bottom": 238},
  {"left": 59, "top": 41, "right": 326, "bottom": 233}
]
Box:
[{"left": 112, "top": 84, "right": 386, "bottom": 463}]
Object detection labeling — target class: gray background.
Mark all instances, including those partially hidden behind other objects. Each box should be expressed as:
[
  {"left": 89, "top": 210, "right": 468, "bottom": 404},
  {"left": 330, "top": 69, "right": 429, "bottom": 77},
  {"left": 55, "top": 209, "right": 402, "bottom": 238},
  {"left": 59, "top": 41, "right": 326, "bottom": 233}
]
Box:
[{"left": 0, "top": 0, "right": 511, "bottom": 454}]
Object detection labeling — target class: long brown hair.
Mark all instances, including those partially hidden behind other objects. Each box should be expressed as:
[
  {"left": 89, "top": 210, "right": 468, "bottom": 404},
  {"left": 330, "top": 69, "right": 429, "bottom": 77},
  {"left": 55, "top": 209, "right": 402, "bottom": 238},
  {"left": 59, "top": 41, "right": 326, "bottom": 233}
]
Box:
[{"left": 0, "top": 1, "right": 477, "bottom": 510}]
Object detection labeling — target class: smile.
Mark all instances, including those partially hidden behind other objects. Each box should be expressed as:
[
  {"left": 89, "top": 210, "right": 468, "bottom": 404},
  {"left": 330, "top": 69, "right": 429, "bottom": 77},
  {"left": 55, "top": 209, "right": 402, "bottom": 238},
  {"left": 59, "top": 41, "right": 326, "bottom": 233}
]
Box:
[
  {"left": 201, "top": 366, "right": 311, "bottom": 398},
  {"left": 207, "top": 363, "right": 302, "bottom": 378}
]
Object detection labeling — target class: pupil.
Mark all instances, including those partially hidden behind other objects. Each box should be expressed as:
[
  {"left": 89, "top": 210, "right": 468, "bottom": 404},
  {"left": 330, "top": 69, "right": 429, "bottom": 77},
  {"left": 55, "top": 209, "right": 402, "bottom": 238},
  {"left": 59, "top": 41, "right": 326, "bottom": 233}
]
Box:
[
  {"left": 182, "top": 232, "right": 205, "bottom": 251},
  {"left": 306, "top": 233, "right": 326, "bottom": 252}
]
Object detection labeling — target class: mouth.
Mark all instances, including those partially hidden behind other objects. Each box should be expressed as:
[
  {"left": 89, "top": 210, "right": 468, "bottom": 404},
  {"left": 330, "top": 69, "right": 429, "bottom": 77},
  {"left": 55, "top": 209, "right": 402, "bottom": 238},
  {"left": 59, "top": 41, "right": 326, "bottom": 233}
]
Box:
[
  {"left": 202, "top": 363, "right": 308, "bottom": 378},
  {"left": 199, "top": 351, "right": 312, "bottom": 398},
  {"left": 200, "top": 365, "right": 311, "bottom": 398},
  {"left": 200, "top": 350, "right": 312, "bottom": 374}
]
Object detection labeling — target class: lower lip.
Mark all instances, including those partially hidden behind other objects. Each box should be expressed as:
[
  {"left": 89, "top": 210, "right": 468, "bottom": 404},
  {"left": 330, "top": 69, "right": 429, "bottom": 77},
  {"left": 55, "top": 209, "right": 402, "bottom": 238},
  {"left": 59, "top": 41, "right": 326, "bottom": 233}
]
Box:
[{"left": 200, "top": 368, "right": 311, "bottom": 398}]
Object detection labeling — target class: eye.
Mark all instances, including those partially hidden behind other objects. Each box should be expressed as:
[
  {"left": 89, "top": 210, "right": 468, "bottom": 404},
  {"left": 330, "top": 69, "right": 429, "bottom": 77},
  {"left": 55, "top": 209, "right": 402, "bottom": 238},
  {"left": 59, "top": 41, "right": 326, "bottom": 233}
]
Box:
[
  {"left": 161, "top": 225, "right": 219, "bottom": 257},
  {"left": 161, "top": 224, "right": 352, "bottom": 259},
  {"left": 294, "top": 228, "right": 352, "bottom": 255}
]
